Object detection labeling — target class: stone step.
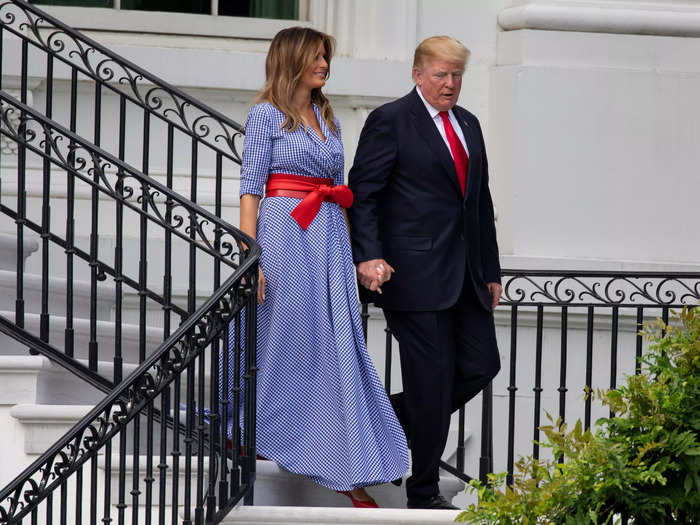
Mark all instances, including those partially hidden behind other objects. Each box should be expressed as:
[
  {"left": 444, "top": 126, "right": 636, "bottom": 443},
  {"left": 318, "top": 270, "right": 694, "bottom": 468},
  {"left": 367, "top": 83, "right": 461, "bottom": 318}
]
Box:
[
  {"left": 0, "top": 310, "right": 164, "bottom": 365},
  {"left": 0, "top": 270, "right": 113, "bottom": 321},
  {"left": 252, "top": 460, "right": 464, "bottom": 509},
  {"left": 10, "top": 403, "right": 94, "bottom": 454},
  {"left": 0, "top": 232, "right": 38, "bottom": 271},
  {"left": 12, "top": 402, "right": 199, "bottom": 455},
  {"left": 0, "top": 353, "right": 159, "bottom": 406},
  {"left": 98, "top": 454, "right": 211, "bottom": 508},
  {"left": 220, "top": 506, "right": 462, "bottom": 525},
  {"left": 0, "top": 355, "right": 50, "bottom": 405},
  {"left": 0, "top": 231, "right": 219, "bottom": 328},
  {"left": 0, "top": 354, "right": 142, "bottom": 405},
  {"left": 16, "top": 233, "right": 227, "bottom": 297}
]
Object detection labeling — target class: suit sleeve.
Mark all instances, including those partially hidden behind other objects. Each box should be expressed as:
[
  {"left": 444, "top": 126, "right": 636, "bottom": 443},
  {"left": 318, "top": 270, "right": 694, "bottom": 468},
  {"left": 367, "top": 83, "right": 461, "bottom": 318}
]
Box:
[
  {"left": 347, "top": 107, "right": 397, "bottom": 263},
  {"left": 475, "top": 119, "right": 502, "bottom": 284}
]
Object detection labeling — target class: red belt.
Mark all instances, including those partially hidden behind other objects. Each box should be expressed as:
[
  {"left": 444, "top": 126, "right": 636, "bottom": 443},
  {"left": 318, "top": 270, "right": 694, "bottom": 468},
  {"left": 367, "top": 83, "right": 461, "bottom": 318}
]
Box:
[{"left": 265, "top": 173, "right": 353, "bottom": 230}]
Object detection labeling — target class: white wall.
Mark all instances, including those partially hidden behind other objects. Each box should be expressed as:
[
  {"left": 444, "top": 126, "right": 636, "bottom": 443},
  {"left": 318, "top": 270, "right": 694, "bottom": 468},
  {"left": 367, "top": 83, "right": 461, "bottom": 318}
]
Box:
[{"left": 491, "top": 12, "right": 700, "bottom": 266}]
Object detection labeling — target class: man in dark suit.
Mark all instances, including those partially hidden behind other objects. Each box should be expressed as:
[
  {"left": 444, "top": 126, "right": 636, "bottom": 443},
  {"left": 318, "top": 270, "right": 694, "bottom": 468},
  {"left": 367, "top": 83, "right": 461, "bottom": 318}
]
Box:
[{"left": 347, "top": 36, "right": 502, "bottom": 510}]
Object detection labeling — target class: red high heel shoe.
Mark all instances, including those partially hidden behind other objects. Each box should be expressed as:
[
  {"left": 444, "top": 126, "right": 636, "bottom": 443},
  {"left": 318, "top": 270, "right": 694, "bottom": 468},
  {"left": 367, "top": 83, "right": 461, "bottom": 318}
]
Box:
[{"left": 336, "top": 490, "right": 379, "bottom": 509}]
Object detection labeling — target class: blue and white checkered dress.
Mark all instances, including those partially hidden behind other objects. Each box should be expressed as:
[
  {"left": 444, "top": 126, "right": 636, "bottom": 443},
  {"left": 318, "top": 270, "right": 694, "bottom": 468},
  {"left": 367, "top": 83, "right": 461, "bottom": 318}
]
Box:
[{"left": 234, "top": 102, "right": 409, "bottom": 490}]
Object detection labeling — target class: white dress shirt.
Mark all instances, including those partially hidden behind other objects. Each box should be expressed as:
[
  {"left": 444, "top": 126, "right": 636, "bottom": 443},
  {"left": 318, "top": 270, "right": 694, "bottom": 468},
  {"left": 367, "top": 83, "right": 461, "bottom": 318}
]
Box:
[{"left": 416, "top": 86, "right": 469, "bottom": 158}]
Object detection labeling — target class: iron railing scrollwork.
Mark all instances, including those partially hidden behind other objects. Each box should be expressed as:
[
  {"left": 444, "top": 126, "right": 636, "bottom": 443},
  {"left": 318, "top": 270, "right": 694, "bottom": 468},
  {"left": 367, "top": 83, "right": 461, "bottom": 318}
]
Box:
[
  {"left": 364, "top": 270, "right": 700, "bottom": 486},
  {"left": 0, "top": 0, "right": 244, "bottom": 162},
  {"left": 500, "top": 270, "right": 700, "bottom": 307},
  {"left": 0, "top": 92, "right": 244, "bottom": 268},
  {"left": 0, "top": 89, "right": 260, "bottom": 523},
  {"left": 0, "top": 268, "right": 259, "bottom": 524}
]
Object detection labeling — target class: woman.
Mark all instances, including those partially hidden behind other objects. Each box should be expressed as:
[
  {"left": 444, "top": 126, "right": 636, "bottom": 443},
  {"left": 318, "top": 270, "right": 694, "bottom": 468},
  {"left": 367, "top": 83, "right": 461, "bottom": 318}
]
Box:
[{"left": 234, "top": 27, "right": 409, "bottom": 507}]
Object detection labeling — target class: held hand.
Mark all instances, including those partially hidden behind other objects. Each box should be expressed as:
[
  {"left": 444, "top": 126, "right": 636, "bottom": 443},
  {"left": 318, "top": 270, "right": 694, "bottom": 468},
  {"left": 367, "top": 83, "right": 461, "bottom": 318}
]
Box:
[
  {"left": 357, "top": 259, "right": 395, "bottom": 294},
  {"left": 257, "top": 267, "right": 266, "bottom": 305},
  {"left": 487, "top": 282, "right": 502, "bottom": 310}
]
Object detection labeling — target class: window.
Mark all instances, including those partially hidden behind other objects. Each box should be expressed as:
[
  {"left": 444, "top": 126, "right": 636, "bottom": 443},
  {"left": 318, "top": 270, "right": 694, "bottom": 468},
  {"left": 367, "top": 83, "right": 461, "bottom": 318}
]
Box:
[{"left": 30, "top": 0, "right": 299, "bottom": 19}]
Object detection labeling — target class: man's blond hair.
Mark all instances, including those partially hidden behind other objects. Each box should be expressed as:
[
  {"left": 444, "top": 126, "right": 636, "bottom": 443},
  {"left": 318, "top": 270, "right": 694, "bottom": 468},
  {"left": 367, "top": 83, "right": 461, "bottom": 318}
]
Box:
[{"left": 413, "top": 35, "right": 469, "bottom": 70}]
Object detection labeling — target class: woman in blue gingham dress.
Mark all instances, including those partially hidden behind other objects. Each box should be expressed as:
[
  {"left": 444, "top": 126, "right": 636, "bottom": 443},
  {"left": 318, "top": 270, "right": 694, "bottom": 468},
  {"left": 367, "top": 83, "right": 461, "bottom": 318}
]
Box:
[{"left": 231, "top": 27, "right": 408, "bottom": 503}]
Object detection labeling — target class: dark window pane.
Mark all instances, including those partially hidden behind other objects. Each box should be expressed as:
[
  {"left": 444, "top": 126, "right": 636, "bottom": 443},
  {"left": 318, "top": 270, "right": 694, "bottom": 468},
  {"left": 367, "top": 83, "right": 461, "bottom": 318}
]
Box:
[
  {"left": 219, "top": 0, "right": 298, "bottom": 20},
  {"left": 250, "top": 0, "right": 297, "bottom": 20},
  {"left": 121, "top": 0, "right": 209, "bottom": 14},
  {"left": 31, "top": 0, "right": 114, "bottom": 7},
  {"left": 30, "top": 0, "right": 299, "bottom": 18},
  {"left": 217, "top": 0, "right": 249, "bottom": 17}
]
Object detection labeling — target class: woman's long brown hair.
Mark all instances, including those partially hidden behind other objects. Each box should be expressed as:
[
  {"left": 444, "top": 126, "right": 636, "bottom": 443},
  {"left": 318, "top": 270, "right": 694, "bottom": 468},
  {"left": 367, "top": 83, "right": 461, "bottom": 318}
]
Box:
[{"left": 255, "top": 27, "right": 338, "bottom": 135}]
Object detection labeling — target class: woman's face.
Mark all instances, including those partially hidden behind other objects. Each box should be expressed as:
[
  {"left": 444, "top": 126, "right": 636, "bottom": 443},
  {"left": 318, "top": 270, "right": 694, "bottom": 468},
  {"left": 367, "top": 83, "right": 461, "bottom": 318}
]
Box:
[{"left": 299, "top": 40, "right": 328, "bottom": 92}]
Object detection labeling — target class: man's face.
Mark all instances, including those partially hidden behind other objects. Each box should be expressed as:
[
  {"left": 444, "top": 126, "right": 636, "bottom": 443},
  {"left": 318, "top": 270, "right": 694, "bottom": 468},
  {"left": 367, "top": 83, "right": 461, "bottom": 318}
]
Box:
[{"left": 413, "top": 59, "right": 463, "bottom": 111}]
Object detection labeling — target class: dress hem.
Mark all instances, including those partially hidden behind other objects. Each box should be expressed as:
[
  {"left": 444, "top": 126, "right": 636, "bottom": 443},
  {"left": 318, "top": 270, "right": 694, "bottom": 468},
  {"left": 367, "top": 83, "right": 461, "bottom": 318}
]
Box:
[{"left": 257, "top": 447, "right": 408, "bottom": 492}]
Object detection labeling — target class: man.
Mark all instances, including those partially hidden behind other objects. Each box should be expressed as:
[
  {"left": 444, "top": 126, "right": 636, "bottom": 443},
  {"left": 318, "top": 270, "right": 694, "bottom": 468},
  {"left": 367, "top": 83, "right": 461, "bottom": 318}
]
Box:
[{"left": 347, "top": 36, "right": 502, "bottom": 510}]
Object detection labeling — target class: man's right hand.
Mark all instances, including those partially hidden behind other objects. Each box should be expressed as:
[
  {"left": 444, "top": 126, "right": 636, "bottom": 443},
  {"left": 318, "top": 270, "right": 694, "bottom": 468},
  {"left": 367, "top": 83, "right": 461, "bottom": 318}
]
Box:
[{"left": 357, "top": 259, "right": 395, "bottom": 294}]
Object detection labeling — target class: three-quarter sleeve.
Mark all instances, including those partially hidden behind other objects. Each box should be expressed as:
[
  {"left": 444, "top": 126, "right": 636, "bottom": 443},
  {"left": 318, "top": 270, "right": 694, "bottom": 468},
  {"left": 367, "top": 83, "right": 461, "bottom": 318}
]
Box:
[{"left": 239, "top": 103, "right": 273, "bottom": 198}]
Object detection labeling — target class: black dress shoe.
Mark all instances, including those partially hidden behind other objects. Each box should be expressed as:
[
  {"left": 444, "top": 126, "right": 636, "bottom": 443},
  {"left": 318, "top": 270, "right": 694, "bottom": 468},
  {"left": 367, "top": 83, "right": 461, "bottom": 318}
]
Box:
[{"left": 406, "top": 494, "right": 459, "bottom": 510}]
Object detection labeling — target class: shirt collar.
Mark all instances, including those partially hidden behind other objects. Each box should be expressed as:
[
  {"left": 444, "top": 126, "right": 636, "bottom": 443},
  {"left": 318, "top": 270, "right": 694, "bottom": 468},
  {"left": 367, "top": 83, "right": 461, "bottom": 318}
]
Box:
[{"left": 416, "top": 85, "right": 445, "bottom": 120}]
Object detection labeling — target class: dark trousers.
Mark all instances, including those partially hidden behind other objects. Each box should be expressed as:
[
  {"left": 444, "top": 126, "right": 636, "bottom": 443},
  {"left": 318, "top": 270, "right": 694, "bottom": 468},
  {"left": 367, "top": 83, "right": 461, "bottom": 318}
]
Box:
[{"left": 383, "top": 281, "right": 500, "bottom": 501}]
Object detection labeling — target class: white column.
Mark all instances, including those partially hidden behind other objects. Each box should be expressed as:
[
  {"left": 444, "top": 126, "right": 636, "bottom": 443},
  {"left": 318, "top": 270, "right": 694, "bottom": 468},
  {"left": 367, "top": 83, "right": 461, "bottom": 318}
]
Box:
[{"left": 489, "top": 0, "right": 700, "bottom": 265}]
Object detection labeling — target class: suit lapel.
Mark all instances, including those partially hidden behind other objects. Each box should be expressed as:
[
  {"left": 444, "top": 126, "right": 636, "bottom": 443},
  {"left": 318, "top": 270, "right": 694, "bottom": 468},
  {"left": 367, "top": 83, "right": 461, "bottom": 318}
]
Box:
[
  {"left": 454, "top": 107, "right": 478, "bottom": 201},
  {"left": 408, "top": 89, "right": 463, "bottom": 196}
]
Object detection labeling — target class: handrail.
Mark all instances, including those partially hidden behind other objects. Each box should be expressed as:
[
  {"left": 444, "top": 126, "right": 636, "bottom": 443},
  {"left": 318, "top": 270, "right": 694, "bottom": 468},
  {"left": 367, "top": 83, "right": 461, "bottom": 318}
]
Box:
[
  {"left": 0, "top": 266, "right": 258, "bottom": 523},
  {"left": 0, "top": 314, "right": 114, "bottom": 393},
  {"left": 499, "top": 269, "right": 700, "bottom": 307},
  {"left": 0, "top": 0, "right": 245, "bottom": 162}
]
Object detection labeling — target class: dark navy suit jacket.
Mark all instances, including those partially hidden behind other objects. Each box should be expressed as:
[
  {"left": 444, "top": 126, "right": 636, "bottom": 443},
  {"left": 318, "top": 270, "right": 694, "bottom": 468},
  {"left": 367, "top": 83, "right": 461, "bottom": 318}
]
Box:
[{"left": 348, "top": 88, "right": 501, "bottom": 312}]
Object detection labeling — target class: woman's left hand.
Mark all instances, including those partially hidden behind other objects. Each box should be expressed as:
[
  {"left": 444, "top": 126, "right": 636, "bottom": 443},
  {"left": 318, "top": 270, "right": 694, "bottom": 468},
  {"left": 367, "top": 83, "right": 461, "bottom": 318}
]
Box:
[{"left": 257, "top": 267, "right": 266, "bottom": 305}]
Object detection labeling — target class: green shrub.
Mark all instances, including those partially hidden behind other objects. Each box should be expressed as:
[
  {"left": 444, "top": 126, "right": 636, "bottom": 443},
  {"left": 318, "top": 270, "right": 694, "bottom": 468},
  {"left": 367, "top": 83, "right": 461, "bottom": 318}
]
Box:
[{"left": 457, "top": 306, "right": 700, "bottom": 524}]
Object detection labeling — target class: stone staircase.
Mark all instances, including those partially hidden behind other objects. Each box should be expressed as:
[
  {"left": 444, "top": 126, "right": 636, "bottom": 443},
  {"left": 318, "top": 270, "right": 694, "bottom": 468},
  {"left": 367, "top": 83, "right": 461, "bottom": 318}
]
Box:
[
  {"left": 0, "top": 354, "right": 464, "bottom": 522},
  {"left": 0, "top": 231, "right": 467, "bottom": 522}
]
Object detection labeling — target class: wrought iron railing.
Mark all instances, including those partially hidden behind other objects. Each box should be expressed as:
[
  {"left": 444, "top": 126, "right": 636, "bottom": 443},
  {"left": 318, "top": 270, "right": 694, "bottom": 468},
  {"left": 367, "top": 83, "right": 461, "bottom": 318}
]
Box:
[
  {"left": 0, "top": 0, "right": 246, "bottom": 382},
  {"left": 363, "top": 270, "right": 700, "bottom": 485},
  {"left": 0, "top": 89, "right": 260, "bottom": 522}
]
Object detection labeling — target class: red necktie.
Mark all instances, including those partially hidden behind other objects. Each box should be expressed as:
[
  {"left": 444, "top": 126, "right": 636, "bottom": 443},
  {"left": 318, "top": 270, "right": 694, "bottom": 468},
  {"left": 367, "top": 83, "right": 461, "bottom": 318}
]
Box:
[{"left": 439, "top": 111, "right": 468, "bottom": 196}]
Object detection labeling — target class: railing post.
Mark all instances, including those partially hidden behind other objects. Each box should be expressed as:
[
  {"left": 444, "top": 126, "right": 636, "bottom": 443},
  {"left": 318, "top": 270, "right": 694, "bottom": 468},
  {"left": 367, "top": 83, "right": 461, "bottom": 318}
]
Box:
[
  {"left": 384, "top": 326, "right": 392, "bottom": 395},
  {"left": 361, "top": 302, "right": 369, "bottom": 340},
  {"left": 243, "top": 265, "right": 259, "bottom": 506},
  {"left": 479, "top": 382, "right": 493, "bottom": 483},
  {"left": 506, "top": 304, "right": 518, "bottom": 485}
]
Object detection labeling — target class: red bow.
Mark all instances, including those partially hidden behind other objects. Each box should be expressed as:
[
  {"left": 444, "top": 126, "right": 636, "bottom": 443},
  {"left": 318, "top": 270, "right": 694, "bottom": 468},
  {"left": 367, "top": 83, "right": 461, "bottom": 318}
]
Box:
[{"left": 266, "top": 173, "right": 354, "bottom": 230}]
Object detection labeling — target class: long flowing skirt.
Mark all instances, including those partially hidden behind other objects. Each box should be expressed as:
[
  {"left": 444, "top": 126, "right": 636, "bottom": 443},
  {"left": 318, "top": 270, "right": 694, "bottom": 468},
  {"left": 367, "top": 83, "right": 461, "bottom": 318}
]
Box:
[{"left": 224, "top": 197, "right": 409, "bottom": 490}]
